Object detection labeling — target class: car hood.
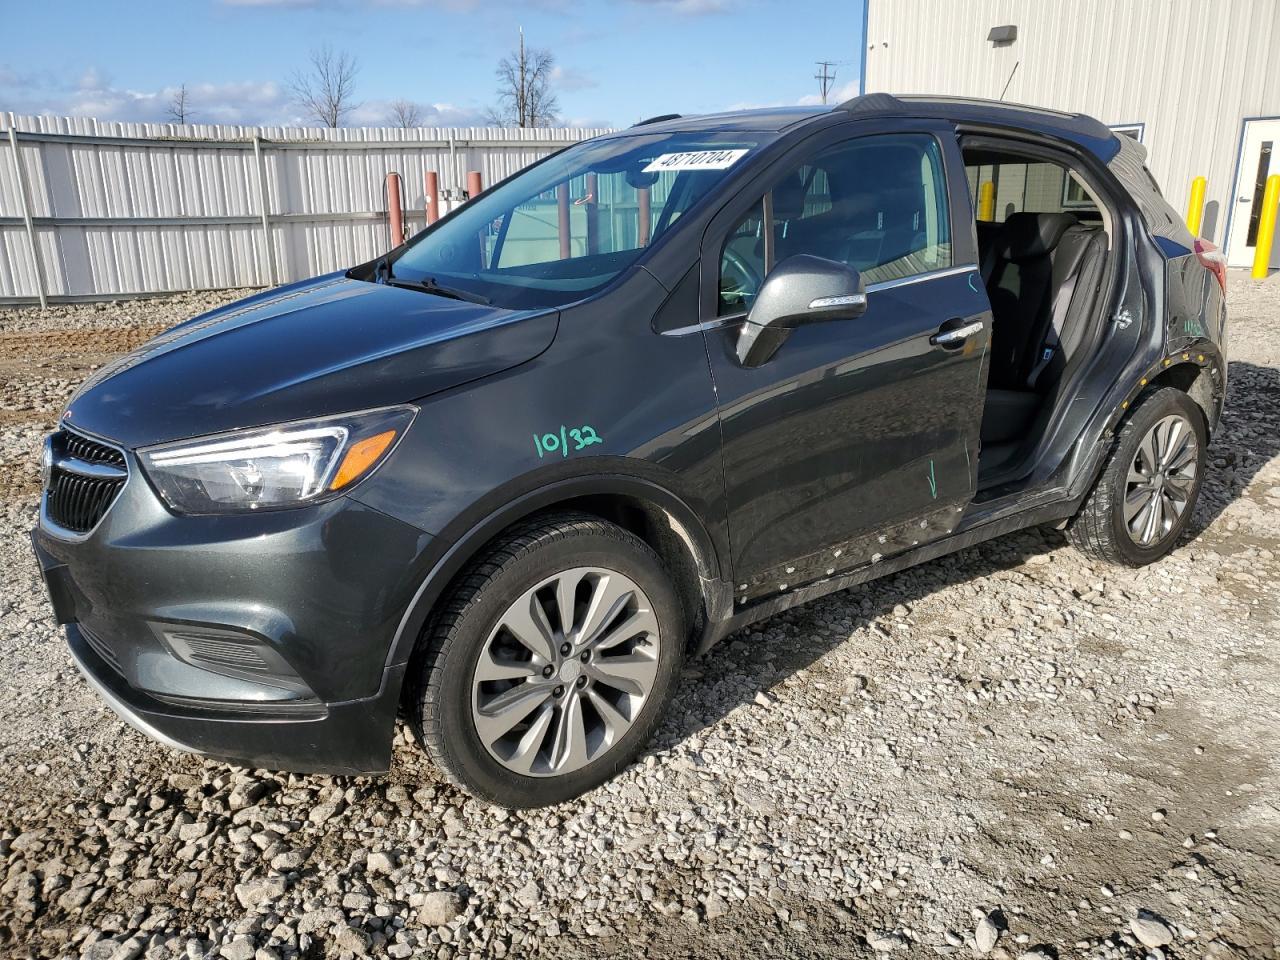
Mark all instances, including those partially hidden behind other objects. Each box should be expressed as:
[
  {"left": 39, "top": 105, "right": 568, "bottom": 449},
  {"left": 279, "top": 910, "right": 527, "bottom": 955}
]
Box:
[{"left": 63, "top": 273, "right": 559, "bottom": 448}]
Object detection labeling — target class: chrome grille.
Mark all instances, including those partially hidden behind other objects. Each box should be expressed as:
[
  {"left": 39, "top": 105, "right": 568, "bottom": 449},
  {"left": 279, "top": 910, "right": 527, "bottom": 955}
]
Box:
[
  {"left": 44, "top": 428, "right": 128, "bottom": 534},
  {"left": 63, "top": 431, "right": 126, "bottom": 468}
]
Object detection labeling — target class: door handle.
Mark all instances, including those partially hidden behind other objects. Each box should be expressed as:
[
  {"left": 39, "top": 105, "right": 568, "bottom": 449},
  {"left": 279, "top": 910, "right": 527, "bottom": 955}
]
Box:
[{"left": 930, "top": 320, "right": 984, "bottom": 348}]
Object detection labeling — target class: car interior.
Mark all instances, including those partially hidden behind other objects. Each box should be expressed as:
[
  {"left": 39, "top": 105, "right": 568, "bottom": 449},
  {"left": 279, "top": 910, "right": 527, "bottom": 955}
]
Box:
[{"left": 965, "top": 144, "right": 1114, "bottom": 489}]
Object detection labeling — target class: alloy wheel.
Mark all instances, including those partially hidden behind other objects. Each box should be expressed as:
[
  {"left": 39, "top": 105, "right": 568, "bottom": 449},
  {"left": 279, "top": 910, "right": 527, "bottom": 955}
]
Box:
[
  {"left": 470, "top": 566, "right": 661, "bottom": 777},
  {"left": 1123, "top": 413, "right": 1198, "bottom": 547}
]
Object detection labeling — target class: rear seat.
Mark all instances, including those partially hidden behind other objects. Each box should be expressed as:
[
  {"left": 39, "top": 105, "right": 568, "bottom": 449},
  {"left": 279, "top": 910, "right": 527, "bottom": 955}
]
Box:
[{"left": 979, "top": 212, "right": 1106, "bottom": 444}]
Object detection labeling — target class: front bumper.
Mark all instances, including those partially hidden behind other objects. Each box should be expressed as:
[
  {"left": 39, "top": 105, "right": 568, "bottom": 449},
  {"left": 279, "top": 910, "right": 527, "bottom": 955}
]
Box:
[
  {"left": 31, "top": 445, "right": 435, "bottom": 775},
  {"left": 64, "top": 620, "right": 407, "bottom": 775}
]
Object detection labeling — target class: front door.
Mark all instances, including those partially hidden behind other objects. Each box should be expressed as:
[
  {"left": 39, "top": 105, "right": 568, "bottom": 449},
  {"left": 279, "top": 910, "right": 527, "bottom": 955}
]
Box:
[
  {"left": 1226, "top": 118, "right": 1280, "bottom": 268},
  {"left": 702, "top": 123, "right": 992, "bottom": 602}
]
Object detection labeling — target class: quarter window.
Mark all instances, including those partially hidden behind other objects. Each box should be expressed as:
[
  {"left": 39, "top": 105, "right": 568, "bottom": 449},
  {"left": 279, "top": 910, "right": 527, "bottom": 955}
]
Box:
[{"left": 717, "top": 133, "right": 953, "bottom": 315}]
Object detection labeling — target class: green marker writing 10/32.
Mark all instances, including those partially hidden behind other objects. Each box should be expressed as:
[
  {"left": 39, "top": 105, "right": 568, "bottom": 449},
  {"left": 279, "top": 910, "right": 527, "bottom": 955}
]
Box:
[{"left": 533, "top": 425, "right": 604, "bottom": 459}]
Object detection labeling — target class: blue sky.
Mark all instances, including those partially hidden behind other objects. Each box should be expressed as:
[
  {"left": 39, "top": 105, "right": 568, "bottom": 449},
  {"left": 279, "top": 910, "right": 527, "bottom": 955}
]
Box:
[{"left": 1, "top": 0, "right": 866, "bottom": 129}]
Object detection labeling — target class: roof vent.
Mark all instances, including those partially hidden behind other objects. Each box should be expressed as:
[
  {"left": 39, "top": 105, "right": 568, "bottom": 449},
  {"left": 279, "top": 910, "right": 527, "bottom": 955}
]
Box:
[
  {"left": 835, "top": 92, "right": 906, "bottom": 115},
  {"left": 633, "top": 113, "right": 682, "bottom": 127}
]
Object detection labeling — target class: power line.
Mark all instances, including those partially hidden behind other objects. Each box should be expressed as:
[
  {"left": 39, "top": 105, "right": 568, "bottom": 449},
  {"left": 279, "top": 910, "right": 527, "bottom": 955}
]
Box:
[{"left": 815, "top": 61, "right": 837, "bottom": 104}]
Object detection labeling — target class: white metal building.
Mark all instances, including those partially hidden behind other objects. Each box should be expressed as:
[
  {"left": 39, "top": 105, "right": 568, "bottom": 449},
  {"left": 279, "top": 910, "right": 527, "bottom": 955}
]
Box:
[{"left": 861, "top": 0, "right": 1280, "bottom": 269}]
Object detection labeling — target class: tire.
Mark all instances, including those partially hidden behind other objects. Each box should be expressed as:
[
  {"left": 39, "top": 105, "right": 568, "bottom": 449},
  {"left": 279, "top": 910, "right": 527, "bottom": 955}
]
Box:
[
  {"left": 407, "top": 512, "right": 685, "bottom": 807},
  {"left": 1067, "top": 387, "right": 1208, "bottom": 567}
]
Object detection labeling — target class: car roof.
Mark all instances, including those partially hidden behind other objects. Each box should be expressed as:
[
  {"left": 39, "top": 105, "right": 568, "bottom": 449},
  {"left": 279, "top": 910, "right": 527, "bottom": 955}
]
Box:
[
  {"left": 627, "top": 106, "right": 828, "bottom": 134},
  {"left": 625, "top": 93, "right": 1122, "bottom": 163}
]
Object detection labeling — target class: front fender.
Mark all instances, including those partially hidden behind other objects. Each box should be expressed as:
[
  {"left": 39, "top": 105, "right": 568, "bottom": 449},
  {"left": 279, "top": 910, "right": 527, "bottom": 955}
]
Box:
[{"left": 357, "top": 466, "right": 728, "bottom": 671}]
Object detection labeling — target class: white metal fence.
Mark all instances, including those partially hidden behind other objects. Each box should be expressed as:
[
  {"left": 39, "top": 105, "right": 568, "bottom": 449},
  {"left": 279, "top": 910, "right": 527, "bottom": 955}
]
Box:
[{"left": 0, "top": 114, "right": 615, "bottom": 305}]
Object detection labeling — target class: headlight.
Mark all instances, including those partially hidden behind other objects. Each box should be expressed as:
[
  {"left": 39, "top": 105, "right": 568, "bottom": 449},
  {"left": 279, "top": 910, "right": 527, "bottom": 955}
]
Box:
[{"left": 139, "top": 405, "right": 416, "bottom": 514}]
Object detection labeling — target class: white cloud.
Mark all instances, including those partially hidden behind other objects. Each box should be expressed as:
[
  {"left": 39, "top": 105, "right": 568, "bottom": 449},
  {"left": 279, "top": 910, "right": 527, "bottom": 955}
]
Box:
[
  {"left": 724, "top": 78, "right": 861, "bottom": 113},
  {"left": 549, "top": 65, "right": 597, "bottom": 93},
  {"left": 626, "top": 0, "right": 730, "bottom": 14},
  {"left": 1, "top": 61, "right": 506, "bottom": 128},
  {"left": 796, "top": 78, "right": 859, "bottom": 107},
  {"left": 347, "top": 98, "right": 489, "bottom": 128},
  {"left": 1, "top": 67, "right": 298, "bottom": 126},
  {"left": 220, "top": 0, "right": 482, "bottom": 7}
]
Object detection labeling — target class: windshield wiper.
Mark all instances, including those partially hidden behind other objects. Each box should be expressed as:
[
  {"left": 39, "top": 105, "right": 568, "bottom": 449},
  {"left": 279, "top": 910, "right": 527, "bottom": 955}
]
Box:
[{"left": 384, "top": 275, "right": 491, "bottom": 305}]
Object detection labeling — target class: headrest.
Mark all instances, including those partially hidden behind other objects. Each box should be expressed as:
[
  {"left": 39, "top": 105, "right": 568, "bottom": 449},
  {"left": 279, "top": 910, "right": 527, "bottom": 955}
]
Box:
[
  {"left": 773, "top": 171, "right": 809, "bottom": 221},
  {"left": 998, "top": 212, "right": 1079, "bottom": 261}
]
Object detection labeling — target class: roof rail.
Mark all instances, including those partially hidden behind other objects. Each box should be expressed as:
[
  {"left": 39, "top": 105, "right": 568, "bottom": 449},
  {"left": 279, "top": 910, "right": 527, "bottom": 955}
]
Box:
[
  {"left": 633, "top": 113, "right": 682, "bottom": 127},
  {"left": 834, "top": 92, "right": 906, "bottom": 115}
]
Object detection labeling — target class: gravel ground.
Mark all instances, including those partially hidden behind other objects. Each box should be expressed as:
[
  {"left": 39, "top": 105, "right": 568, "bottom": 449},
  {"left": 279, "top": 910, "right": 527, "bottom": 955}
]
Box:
[{"left": 1, "top": 276, "right": 1279, "bottom": 960}]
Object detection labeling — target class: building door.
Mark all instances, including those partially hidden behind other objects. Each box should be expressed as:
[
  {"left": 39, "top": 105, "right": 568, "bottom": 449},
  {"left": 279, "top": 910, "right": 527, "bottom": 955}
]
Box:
[{"left": 1226, "top": 118, "right": 1280, "bottom": 268}]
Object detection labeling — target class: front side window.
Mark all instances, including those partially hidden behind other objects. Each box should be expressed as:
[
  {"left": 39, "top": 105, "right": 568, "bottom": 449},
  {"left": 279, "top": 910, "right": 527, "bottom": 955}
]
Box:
[
  {"left": 717, "top": 133, "right": 953, "bottom": 315},
  {"left": 391, "top": 133, "right": 766, "bottom": 309}
]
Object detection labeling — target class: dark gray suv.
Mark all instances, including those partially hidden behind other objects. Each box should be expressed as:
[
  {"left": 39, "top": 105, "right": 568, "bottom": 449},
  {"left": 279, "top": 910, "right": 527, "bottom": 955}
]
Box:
[{"left": 32, "top": 94, "right": 1228, "bottom": 807}]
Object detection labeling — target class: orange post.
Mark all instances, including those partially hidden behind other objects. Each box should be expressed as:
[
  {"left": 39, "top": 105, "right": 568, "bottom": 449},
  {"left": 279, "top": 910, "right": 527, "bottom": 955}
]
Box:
[
  {"left": 585, "top": 172, "right": 599, "bottom": 256},
  {"left": 425, "top": 171, "right": 440, "bottom": 224},
  {"left": 638, "top": 187, "right": 651, "bottom": 246},
  {"left": 466, "top": 170, "right": 483, "bottom": 200},
  {"left": 557, "top": 182, "right": 571, "bottom": 259},
  {"left": 386, "top": 172, "right": 404, "bottom": 246}
]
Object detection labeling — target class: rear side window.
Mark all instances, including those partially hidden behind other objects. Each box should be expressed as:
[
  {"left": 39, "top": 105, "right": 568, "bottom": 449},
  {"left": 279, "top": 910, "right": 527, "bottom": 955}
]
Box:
[
  {"left": 717, "top": 133, "right": 953, "bottom": 315},
  {"left": 965, "top": 155, "right": 1100, "bottom": 222}
]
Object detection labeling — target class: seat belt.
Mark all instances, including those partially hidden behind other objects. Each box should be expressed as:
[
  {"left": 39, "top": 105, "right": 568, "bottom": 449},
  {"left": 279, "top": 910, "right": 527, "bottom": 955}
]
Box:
[{"left": 1026, "top": 244, "right": 1085, "bottom": 389}]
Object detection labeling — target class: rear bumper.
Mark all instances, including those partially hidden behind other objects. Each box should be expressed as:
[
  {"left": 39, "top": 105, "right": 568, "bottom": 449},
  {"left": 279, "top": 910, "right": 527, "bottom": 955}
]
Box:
[{"left": 66, "top": 620, "right": 406, "bottom": 775}]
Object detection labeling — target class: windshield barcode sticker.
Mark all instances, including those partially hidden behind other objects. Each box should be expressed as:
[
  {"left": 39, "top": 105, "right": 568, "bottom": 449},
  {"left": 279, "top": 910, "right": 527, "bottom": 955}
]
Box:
[{"left": 642, "top": 149, "right": 749, "bottom": 173}]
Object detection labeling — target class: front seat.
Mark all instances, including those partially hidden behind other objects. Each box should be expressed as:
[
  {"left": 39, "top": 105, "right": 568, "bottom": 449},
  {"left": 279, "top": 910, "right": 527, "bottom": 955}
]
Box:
[{"left": 980, "top": 212, "right": 1106, "bottom": 445}]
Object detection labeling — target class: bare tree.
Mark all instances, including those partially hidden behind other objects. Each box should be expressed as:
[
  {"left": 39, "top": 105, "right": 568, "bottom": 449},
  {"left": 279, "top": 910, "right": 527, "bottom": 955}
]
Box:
[
  {"left": 388, "top": 99, "right": 422, "bottom": 129},
  {"left": 287, "top": 45, "right": 360, "bottom": 127},
  {"left": 486, "top": 28, "right": 560, "bottom": 127},
  {"left": 167, "top": 84, "right": 192, "bottom": 124}
]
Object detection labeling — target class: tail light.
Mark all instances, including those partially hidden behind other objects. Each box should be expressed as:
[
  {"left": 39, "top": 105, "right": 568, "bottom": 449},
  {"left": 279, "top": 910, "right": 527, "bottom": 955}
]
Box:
[{"left": 1194, "top": 237, "right": 1228, "bottom": 294}]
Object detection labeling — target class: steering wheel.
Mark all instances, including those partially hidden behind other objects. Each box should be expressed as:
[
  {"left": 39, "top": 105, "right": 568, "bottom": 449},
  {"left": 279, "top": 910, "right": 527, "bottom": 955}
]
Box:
[{"left": 719, "top": 246, "right": 764, "bottom": 312}]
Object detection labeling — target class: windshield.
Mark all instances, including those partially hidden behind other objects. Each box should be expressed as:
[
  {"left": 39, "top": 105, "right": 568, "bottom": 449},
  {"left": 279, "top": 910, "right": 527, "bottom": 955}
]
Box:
[{"left": 387, "top": 131, "right": 767, "bottom": 309}]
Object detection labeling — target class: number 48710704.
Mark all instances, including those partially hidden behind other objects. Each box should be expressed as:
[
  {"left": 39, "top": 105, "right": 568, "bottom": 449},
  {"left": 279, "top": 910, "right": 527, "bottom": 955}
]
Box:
[{"left": 533, "top": 425, "right": 604, "bottom": 459}]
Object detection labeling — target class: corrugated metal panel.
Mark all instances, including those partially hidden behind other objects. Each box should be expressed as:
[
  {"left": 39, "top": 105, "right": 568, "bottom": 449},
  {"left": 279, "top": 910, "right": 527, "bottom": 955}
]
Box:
[
  {"left": 0, "top": 113, "right": 615, "bottom": 302},
  {"left": 864, "top": 0, "right": 1280, "bottom": 249}
]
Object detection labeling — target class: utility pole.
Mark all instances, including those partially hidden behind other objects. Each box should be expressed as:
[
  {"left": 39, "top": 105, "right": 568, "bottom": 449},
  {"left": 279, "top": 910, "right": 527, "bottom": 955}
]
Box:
[{"left": 815, "top": 61, "right": 837, "bottom": 104}]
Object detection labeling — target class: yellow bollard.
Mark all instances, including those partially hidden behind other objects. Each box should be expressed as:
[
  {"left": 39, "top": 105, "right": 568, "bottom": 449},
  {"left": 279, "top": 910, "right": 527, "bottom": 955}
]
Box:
[
  {"left": 1252, "top": 174, "right": 1280, "bottom": 280},
  {"left": 1185, "top": 176, "right": 1207, "bottom": 236},
  {"left": 978, "top": 181, "right": 995, "bottom": 221}
]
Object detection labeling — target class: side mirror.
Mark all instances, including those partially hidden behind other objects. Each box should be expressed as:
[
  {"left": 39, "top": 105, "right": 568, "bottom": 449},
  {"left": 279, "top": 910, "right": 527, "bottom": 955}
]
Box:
[{"left": 736, "top": 254, "right": 867, "bottom": 367}]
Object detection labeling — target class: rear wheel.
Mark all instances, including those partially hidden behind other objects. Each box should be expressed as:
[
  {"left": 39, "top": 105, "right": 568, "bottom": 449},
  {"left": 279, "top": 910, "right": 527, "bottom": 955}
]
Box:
[
  {"left": 1067, "top": 387, "right": 1207, "bottom": 566},
  {"left": 408, "top": 513, "right": 684, "bottom": 807}
]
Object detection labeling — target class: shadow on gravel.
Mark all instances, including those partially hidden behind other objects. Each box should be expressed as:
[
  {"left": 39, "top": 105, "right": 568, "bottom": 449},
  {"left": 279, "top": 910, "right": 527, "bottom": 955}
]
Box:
[
  {"left": 657, "top": 520, "right": 1067, "bottom": 752},
  {"left": 1194, "top": 360, "right": 1280, "bottom": 530},
  {"left": 656, "top": 359, "right": 1280, "bottom": 754}
]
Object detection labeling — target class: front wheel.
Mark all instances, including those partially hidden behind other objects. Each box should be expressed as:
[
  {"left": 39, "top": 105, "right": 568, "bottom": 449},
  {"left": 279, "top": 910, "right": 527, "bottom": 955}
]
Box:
[
  {"left": 407, "top": 513, "right": 685, "bottom": 807},
  {"left": 1067, "top": 387, "right": 1208, "bottom": 566}
]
